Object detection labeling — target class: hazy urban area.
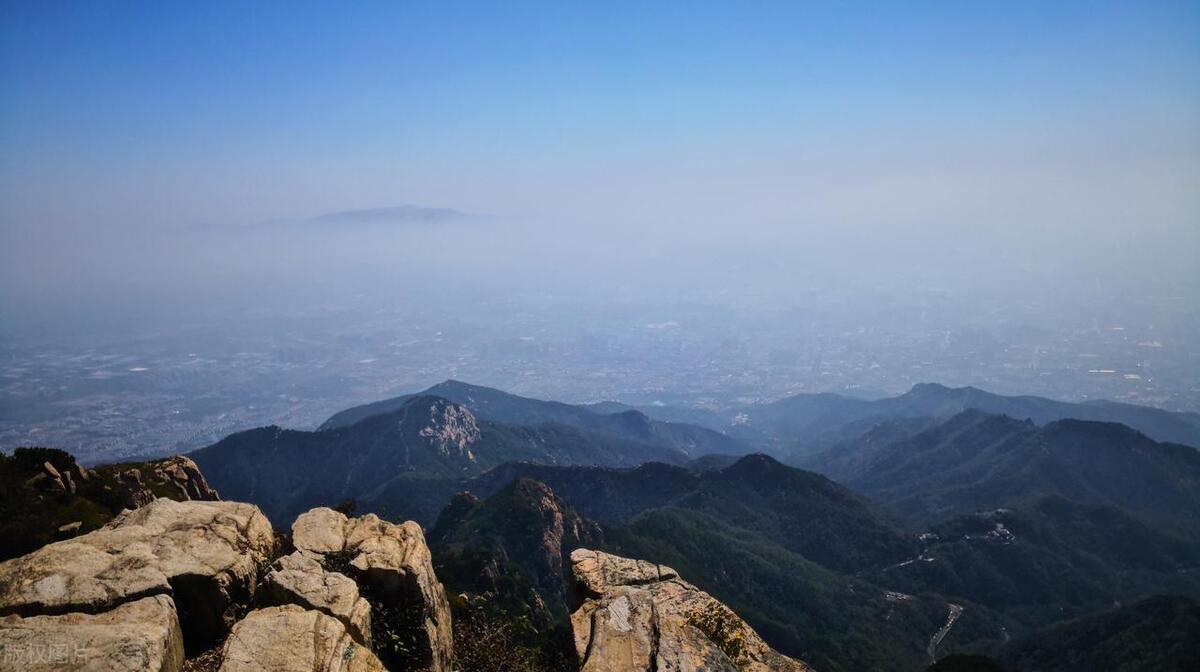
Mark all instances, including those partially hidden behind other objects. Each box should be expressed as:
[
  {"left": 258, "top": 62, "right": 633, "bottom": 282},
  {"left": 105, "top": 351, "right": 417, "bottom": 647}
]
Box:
[
  {"left": 3, "top": 272, "right": 1196, "bottom": 464},
  {"left": 3, "top": 4, "right": 1199, "bottom": 671}
]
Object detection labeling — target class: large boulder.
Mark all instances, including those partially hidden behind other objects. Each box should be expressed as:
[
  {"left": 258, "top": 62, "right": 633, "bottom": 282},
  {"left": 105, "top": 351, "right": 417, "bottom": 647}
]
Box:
[
  {"left": 0, "top": 499, "right": 273, "bottom": 653},
  {"left": 0, "top": 594, "right": 184, "bottom": 672},
  {"left": 292, "top": 507, "right": 349, "bottom": 554},
  {"left": 217, "top": 605, "right": 384, "bottom": 672},
  {"left": 292, "top": 508, "right": 453, "bottom": 672},
  {"left": 260, "top": 551, "right": 372, "bottom": 647},
  {"left": 568, "top": 549, "right": 813, "bottom": 672}
]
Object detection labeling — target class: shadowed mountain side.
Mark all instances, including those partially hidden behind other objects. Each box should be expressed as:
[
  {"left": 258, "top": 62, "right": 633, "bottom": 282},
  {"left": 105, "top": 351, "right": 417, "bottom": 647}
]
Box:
[
  {"left": 465, "top": 455, "right": 917, "bottom": 574},
  {"left": 999, "top": 595, "right": 1200, "bottom": 672},
  {"left": 804, "top": 410, "right": 1200, "bottom": 528},
  {"left": 614, "top": 383, "right": 1200, "bottom": 459},
  {"left": 865, "top": 495, "right": 1200, "bottom": 629},
  {"left": 190, "top": 395, "right": 689, "bottom": 525},
  {"left": 320, "top": 379, "right": 751, "bottom": 457},
  {"left": 429, "top": 470, "right": 977, "bottom": 672}
]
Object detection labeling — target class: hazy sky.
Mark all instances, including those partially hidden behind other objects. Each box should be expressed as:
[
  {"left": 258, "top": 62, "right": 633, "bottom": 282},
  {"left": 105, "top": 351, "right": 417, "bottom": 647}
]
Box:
[{"left": 2, "top": 1, "right": 1198, "bottom": 324}]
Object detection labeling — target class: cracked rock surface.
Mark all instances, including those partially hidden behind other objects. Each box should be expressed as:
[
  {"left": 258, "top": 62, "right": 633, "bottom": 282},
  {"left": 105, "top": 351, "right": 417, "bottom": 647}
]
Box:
[
  {"left": 0, "top": 594, "right": 184, "bottom": 672},
  {"left": 260, "top": 551, "right": 372, "bottom": 647},
  {"left": 217, "top": 605, "right": 384, "bottom": 672},
  {"left": 0, "top": 498, "right": 273, "bottom": 652},
  {"left": 569, "top": 548, "right": 813, "bottom": 672},
  {"left": 292, "top": 507, "right": 453, "bottom": 672}
]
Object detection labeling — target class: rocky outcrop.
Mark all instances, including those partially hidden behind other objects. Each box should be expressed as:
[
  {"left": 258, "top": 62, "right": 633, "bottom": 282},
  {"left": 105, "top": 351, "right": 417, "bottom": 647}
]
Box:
[
  {"left": 0, "top": 594, "right": 184, "bottom": 672},
  {"left": 1, "top": 448, "right": 221, "bottom": 561},
  {"left": 429, "top": 479, "right": 603, "bottom": 621},
  {"left": 0, "top": 447, "right": 464, "bottom": 672},
  {"left": 0, "top": 498, "right": 273, "bottom": 652},
  {"left": 292, "top": 507, "right": 350, "bottom": 554},
  {"left": 417, "top": 399, "right": 480, "bottom": 459},
  {"left": 292, "top": 507, "right": 453, "bottom": 672},
  {"left": 568, "top": 549, "right": 812, "bottom": 672},
  {"left": 217, "top": 605, "right": 384, "bottom": 672},
  {"left": 260, "top": 551, "right": 372, "bottom": 647},
  {"left": 105, "top": 456, "right": 220, "bottom": 508},
  {"left": 27, "top": 459, "right": 84, "bottom": 494}
]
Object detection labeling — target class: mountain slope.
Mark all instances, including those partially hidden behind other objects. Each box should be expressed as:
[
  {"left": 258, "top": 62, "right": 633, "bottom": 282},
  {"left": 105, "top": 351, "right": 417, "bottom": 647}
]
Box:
[
  {"left": 621, "top": 383, "right": 1200, "bottom": 459},
  {"left": 0, "top": 447, "right": 219, "bottom": 560},
  {"left": 999, "top": 595, "right": 1200, "bottom": 672},
  {"left": 866, "top": 496, "right": 1200, "bottom": 629},
  {"left": 191, "top": 395, "right": 688, "bottom": 525},
  {"left": 429, "top": 478, "right": 603, "bottom": 622},
  {"left": 465, "top": 454, "right": 917, "bottom": 574},
  {"left": 320, "top": 379, "right": 749, "bottom": 457},
  {"left": 806, "top": 410, "right": 1200, "bottom": 527},
  {"left": 433, "top": 468, "right": 970, "bottom": 672},
  {"left": 452, "top": 453, "right": 1200, "bottom": 670}
]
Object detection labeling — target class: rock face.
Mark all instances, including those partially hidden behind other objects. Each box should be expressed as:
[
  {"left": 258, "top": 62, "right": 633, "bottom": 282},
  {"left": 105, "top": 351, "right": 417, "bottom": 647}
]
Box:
[
  {"left": 417, "top": 398, "right": 481, "bottom": 459},
  {"left": 292, "top": 507, "right": 453, "bottom": 672},
  {"left": 292, "top": 506, "right": 350, "bottom": 554},
  {"left": 260, "top": 551, "right": 372, "bottom": 647},
  {"left": 568, "top": 549, "right": 812, "bottom": 672},
  {"left": 217, "top": 605, "right": 384, "bottom": 672},
  {"left": 0, "top": 448, "right": 222, "bottom": 561},
  {"left": 0, "top": 498, "right": 273, "bottom": 652},
  {"left": 0, "top": 594, "right": 184, "bottom": 672},
  {"left": 429, "top": 479, "right": 604, "bottom": 622},
  {"left": 108, "top": 456, "right": 220, "bottom": 508}
]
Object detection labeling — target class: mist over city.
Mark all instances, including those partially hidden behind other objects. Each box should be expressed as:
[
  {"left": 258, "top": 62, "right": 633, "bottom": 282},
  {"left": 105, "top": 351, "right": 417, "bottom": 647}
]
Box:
[
  {"left": 1, "top": 5, "right": 1199, "bottom": 671},
  {"left": 3, "top": 3, "right": 1197, "bottom": 463}
]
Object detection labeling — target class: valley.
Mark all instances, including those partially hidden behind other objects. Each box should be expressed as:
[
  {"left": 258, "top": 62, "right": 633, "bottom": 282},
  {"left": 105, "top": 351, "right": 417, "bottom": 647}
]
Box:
[{"left": 176, "top": 380, "right": 1200, "bottom": 670}]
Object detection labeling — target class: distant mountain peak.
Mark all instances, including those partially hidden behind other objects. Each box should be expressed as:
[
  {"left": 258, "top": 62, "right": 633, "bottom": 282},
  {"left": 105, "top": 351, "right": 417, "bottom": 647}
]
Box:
[
  {"left": 308, "top": 205, "right": 478, "bottom": 225},
  {"left": 256, "top": 205, "right": 483, "bottom": 230},
  {"left": 909, "top": 382, "right": 954, "bottom": 394},
  {"left": 718, "top": 453, "right": 792, "bottom": 479},
  {"left": 728, "top": 452, "right": 783, "bottom": 469},
  {"left": 906, "top": 382, "right": 985, "bottom": 397}
]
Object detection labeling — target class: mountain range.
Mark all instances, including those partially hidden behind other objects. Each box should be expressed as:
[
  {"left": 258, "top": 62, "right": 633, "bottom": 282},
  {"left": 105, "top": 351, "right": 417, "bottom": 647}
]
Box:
[
  {"left": 179, "top": 379, "right": 1200, "bottom": 670},
  {"left": 192, "top": 394, "right": 695, "bottom": 525},
  {"left": 320, "top": 379, "right": 748, "bottom": 456},
  {"left": 803, "top": 408, "right": 1200, "bottom": 528},
  {"left": 604, "top": 382, "right": 1200, "bottom": 460},
  {"left": 266, "top": 205, "right": 481, "bottom": 229}
]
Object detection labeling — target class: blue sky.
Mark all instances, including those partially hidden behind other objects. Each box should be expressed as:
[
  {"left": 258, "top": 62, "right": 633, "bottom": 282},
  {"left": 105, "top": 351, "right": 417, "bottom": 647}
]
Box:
[{"left": 1, "top": 1, "right": 1197, "bottom": 242}]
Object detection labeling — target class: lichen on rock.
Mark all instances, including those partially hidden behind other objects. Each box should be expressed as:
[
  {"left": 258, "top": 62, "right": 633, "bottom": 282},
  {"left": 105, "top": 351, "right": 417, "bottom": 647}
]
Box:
[{"left": 568, "top": 548, "right": 812, "bottom": 672}]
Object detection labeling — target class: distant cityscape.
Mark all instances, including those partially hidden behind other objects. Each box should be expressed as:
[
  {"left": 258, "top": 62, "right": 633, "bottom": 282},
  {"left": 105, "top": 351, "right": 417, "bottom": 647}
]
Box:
[{"left": 2, "top": 286, "right": 1196, "bottom": 465}]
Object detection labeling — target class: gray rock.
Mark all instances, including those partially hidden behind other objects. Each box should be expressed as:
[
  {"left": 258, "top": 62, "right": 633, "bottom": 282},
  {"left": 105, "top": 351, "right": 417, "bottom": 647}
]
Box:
[
  {"left": 260, "top": 551, "right": 372, "bottom": 647},
  {"left": 292, "top": 507, "right": 349, "bottom": 555},
  {"left": 0, "top": 594, "right": 184, "bottom": 672},
  {"left": 0, "top": 499, "right": 273, "bottom": 652},
  {"left": 291, "top": 509, "right": 454, "bottom": 672},
  {"left": 569, "top": 549, "right": 813, "bottom": 672},
  {"left": 217, "top": 605, "right": 384, "bottom": 672}
]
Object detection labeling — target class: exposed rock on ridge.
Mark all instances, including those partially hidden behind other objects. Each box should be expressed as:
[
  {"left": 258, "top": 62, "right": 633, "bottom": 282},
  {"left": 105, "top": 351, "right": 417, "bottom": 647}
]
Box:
[
  {"left": 0, "top": 448, "right": 221, "bottom": 561},
  {"left": 217, "top": 605, "right": 385, "bottom": 672},
  {"left": 0, "top": 594, "right": 184, "bottom": 672},
  {"left": 292, "top": 507, "right": 453, "bottom": 672},
  {"left": 259, "top": 551, "right": 373, "bottom": 647},
  {"left": 429, "top": 478, "right": 603, "bottom": 621},
  {"left": 109, "top": 456, "right": 220, "bottom": 507},
  {"left": 0, "top": 498, "right": 273, "bottom": 653},
  {"left": 418, "top": 398, "right": 481, "bottom": 459},
  {"left": 569, "top": 548, "right": 813, "bottom": 672}
]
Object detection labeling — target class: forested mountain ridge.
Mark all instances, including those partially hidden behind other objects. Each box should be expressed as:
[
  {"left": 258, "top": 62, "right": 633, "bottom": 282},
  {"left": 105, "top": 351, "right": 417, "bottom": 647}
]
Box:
[
  {"left": 804, "top": 409, "right": 1200, "bottom": 528},
  {"left": 191, "top": 394, "right": 692, "bottom": 525}
]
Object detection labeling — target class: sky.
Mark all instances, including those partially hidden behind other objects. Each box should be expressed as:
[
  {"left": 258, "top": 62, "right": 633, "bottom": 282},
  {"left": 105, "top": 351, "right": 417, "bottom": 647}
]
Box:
[{"left": 1, "top": 1, "right": 1198, "bottom": 326}]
